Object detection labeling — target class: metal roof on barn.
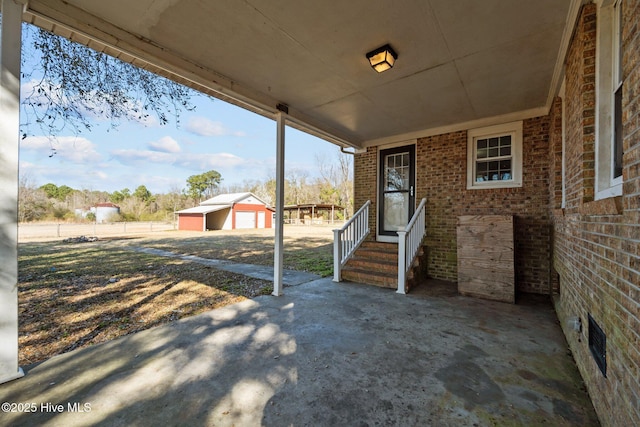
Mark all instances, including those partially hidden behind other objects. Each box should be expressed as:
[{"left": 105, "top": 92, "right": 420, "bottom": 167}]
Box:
[
  {"left": 175, "top": 205, "right": 229, "bottom": 215},
  {"left": 200, "top": 193, "right": 271, "bottom": 207}
]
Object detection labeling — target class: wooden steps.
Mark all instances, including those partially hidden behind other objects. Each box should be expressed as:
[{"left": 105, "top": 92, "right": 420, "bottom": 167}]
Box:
[{"left": 341, "top": 241, "right": 427, "bottom": 291}]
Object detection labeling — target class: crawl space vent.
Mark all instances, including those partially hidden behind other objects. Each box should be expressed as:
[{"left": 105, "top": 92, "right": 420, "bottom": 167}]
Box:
[{"left": 588, "top": 314, "right": 607, "bottom": 377}]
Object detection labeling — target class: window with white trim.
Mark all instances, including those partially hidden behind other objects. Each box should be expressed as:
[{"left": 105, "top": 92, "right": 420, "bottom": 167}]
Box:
[
  {"left": 467, "top": 121, "right": 523, "bottom": 190},
  {"left": 595, "top": 0, "right": 623, "bottom": 199}
]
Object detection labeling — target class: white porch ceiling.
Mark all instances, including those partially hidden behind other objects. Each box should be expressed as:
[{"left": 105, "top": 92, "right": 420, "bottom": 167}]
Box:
[{"left": 22, "top": 0, "right": 578, "bottom": 148}]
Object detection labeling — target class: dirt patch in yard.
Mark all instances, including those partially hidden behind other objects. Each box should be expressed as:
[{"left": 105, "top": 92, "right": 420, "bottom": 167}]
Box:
[{"left": 18, "top": 226, "right": 334, "bottom": 365}]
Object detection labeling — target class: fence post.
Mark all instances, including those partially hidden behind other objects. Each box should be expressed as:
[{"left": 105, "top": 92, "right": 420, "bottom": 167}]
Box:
[{"left": 57, "top": 223, "right": 61, "bottom": 237}]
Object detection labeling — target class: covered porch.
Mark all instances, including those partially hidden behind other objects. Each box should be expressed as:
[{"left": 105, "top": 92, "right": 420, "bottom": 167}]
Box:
[
  {"left": 0, "top": 276, "right": 598, "bottom": 426},
  {"left": 3, "top": 0, "right": 634, "bottom": 424}
]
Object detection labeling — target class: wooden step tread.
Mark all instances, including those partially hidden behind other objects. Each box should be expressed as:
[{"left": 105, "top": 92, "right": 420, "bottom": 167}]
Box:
[
  {"left": 347, "top": 257, "right": 397, "bottom": 273},
  {"left": 341, "top": 267, "right": 397, "bottom": 289},
  {"left": 349, "top": 256, "right": 397, "bottom": 265},
  {"left": 360, "top": 241, "right": 398, "bottom": 250}
]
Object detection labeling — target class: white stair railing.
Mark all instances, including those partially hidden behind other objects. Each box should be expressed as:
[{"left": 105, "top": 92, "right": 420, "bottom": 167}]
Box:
[
  {"left": 333, "top": 200, "right": 371, "bottom": 282},
  {"left": 397, "top": 198, "right": 427, "bottom": 294}
]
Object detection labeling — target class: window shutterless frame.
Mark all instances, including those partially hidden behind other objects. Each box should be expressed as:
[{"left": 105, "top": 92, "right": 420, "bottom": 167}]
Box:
[
  {"left": 467, "top": 121, "right": 523, "bottom": 190},
  {"left": 595, "top": 0, "right": 623, "bottom": 199}
]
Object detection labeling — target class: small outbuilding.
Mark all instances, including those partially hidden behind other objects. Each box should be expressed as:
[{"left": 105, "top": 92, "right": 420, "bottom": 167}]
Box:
[{"left": 177, "top": 192, "right": 274, "bottom": 231}]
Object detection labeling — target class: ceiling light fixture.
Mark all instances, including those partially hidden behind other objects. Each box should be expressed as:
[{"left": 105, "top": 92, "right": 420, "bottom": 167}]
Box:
[{"left": 366, "top": 44, "right": 397, "bottom": 73}]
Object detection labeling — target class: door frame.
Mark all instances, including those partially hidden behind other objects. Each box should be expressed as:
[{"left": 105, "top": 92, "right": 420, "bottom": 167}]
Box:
[{"left": 376, "top": 140, "right": 417, "bottom": 243}]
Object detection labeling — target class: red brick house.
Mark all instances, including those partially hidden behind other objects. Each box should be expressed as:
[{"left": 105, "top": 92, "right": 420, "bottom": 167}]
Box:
[
  {"left": 1, "top": 1, "right": 638, "bottom": 425},
  {"left": 177, "top": 193, "right": 274, "bottom": 231}
]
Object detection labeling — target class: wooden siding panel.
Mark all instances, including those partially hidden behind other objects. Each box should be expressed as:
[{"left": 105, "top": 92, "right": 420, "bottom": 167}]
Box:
[{"left": 457, "top": 215, "right": 515, "bottom": 303}]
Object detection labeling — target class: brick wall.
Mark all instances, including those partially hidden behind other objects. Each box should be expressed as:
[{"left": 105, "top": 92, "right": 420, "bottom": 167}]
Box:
[
  {"left": 354, "top": 116, "right": 553, "bottom": 294},
  {"left": 549, "top": 97, "right": 564, "bottom": 210},
  {"left": 553, "top": 3, "right": 640, "bottom": 426},
  {"left": 564, "top": 5, "right": 597, "bottom": 209},
  {"left": 354, "top": 146, "right": 378, "bottom": 240},
  {"left": 415, "top": 119, "right": 552, "bottom": 294},
  {"left": 548, "top": 97, "right": 563, "bottom": 293}
]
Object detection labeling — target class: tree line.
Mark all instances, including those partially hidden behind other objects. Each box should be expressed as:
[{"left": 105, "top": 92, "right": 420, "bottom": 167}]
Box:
[{"left": 18, "top": 152, "right": 353, "bottom": 223}]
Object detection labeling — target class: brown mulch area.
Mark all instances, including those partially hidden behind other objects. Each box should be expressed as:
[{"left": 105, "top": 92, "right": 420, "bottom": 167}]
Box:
[{"left": 17, "top": 228, "right": 333, "bottom": 366}]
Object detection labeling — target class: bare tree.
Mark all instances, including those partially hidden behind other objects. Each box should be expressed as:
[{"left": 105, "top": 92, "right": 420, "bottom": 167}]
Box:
[
  {"left": 21, "top": 25, "right": 197, "bottom": 138},
  {"left": 18, "top": 174, "right": 49, "bottom": 222},
  {"left": 315, "top": 151, "right": 353, "bottom": 216}
]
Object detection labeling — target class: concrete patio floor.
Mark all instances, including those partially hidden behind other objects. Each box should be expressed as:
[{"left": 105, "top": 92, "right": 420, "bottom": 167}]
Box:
[{"left": 1, "top": 278, "right": 599, "bottom": 426}]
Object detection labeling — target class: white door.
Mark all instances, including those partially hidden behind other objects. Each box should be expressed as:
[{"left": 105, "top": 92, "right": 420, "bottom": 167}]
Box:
[
  {"left": 257, "top": 211, "right": 265, "bottom": 228},
  {"left": 235, "top": 211, "right": 256, "bottom": 229}
]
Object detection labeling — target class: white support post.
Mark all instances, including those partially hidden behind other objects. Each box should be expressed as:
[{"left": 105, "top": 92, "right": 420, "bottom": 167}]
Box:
[
  {"left": 0, "top": 0, "right": 25, "bottom": 384},
  {"left": 397, "top": 231, "right": 407, "bottom": 294},
  {"left": 273, "top": 111, "right": 286, "bottom": 296},
  {"left": 333, "top": 229, "right": 342, "bottom": 282}
]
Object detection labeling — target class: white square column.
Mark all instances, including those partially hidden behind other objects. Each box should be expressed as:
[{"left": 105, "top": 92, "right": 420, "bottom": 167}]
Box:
[
  {"left": 272, "top": 110, "right": 286, "bottom": 296},
  {"left": 0, "top": 0, "right": 24, "bottom": 384}
]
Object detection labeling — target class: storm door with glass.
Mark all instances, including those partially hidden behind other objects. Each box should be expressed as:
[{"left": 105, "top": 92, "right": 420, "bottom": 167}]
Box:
[{"left": 378, "top": 145, "right": 415, "bottom": 238}]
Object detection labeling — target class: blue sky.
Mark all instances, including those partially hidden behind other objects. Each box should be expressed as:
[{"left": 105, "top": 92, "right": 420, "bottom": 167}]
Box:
[{"left": 17, "top": 29, "right": 343, "bottom": 195}]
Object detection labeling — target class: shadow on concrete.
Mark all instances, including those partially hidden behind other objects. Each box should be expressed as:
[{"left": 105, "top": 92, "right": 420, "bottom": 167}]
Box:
[{"left": 2, "top": 278, "right": 599, "bottom": 426}]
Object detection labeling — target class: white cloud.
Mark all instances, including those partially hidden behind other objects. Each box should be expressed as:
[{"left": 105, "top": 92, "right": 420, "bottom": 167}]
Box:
[
  {"left": 21, "top": 136, "right": 103, "bottom": 163},
  {"left": 185, "top": 116, "right": 246, "bottom": 137},
  {"left": 147, "top": 136, "right": 181, "bottom": 153},
  {"left": 111, "top": 149, "right": 176, "bottom": 165},
  {"left": 111, "top": 148, "right": 247, "bottom": 172},
  {"left": 175, "top": 152, "right": 246, "bottom": 170},
  {"left": 19, "top": 159, "right": 111, "bottom": 189}
]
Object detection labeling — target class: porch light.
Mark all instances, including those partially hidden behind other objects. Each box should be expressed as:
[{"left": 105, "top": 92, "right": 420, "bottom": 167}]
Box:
[{"left": 366, "top": 44, "right": 397, "bottom": 73}]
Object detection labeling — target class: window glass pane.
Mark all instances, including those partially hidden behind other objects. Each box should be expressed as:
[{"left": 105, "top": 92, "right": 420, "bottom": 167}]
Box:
[
  {"left": 384, "top": 192, "right": 409, "bottom": 231},
  {"left": 477, "top": 148, "right": 488, "bottom": 159},
  {"left": 477, "top": 139, "right": 487, "bottom": 149},
  {"left": 500, "top": 146, "right": 511, "bottom": 156},
  {"left": 486, "top": 161, "right": 499, "bottom": 180},
  {"left": 499, "top": 135, "right": 512, "bottom": 147},
  {"left": 500, "top": 160, "right": 512, "bottom": 180},
  {"left": 385, "top": 168, "right": 402, "bottom": 190},
  {"left": 488, "top": 148, "right": 499, "bottom": 158},
  {"left": 489, "top": 137, "right": 499, "bottom": 147},
  {"left": 614, "top": 85, "right": 623, "bottom": 178},
  {"left": 500, "top": 160, "right": 511, "bottom": 170},
  {"left": 385, "top": 152, "right": 410, "bottom": 191}
]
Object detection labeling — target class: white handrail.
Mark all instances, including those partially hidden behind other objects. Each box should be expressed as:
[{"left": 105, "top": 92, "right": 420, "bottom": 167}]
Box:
[
  {"left": 397, "top": 198, "right": 427, "bottom": 294},
  {"left": 333, "top": 200, "right": 371, "bottom": 282}
]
